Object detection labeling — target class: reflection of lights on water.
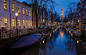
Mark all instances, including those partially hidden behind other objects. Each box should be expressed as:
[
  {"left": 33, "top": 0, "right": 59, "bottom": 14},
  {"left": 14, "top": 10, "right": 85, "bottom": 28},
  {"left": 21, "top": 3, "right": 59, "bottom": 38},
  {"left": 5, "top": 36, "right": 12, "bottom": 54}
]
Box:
[
  {"left": 77, "top": 41, "right": 79, "bottom": 43},
  {"left": 53, "top": 31, "right": 54, "bottom": 33},
  {"left": 50, "top": 34, "right": 51, "bottom": 37},
  {"left": 60, "top": 30, "right": 63, "bottom": 42},
  {"left": 43, "top": 40, "right": 44, "bottom": 43}
]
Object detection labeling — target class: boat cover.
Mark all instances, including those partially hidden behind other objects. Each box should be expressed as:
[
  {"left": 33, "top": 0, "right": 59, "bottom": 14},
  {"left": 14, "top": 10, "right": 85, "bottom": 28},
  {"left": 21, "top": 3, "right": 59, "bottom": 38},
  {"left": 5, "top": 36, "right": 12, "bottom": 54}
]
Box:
[{"left": 11, "top": 34, "right": 41, "bottom": 49}]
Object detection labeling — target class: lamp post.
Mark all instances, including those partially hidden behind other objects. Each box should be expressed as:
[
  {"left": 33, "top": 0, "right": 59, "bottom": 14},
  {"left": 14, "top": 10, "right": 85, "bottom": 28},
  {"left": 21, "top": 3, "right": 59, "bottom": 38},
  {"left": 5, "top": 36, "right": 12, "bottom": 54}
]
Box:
[{"left": 15, "top": 12, "right": 18, "bottom": 37}]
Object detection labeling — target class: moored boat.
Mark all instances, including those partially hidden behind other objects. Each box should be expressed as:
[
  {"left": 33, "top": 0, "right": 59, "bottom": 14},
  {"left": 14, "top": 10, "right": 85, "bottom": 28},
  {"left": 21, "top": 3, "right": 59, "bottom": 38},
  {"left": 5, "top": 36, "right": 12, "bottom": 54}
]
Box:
[
  {"left": 42, "top": 30, "right": 50, "bottom": 36},
  {"left": 10, "top": 34, "right": 41, "bottom": 49}
]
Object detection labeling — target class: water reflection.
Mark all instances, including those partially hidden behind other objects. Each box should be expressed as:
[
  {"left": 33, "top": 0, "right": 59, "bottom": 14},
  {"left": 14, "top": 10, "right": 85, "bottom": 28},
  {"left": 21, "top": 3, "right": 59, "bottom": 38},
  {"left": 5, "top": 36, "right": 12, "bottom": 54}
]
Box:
[
  {"left": 3, "top": 27, "right": 86, "bottom": 55},
  {"left": 60, "top": 30, "right": 63, "bottom": 42}
]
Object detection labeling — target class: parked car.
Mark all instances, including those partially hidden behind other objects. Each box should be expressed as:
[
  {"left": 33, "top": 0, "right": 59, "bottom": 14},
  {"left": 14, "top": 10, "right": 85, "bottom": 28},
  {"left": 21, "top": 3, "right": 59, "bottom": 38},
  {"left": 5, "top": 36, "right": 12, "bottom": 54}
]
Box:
[{"left": 81, "top": 26, "right": 86, "bottom": 32}]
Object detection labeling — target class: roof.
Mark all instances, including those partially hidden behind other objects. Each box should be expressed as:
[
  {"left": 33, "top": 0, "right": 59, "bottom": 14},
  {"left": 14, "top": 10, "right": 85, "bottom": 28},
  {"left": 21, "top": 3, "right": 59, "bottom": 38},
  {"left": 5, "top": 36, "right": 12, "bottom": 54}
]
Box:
[{"left": 12, "top": 0, "right": 32, "bottom": 9}]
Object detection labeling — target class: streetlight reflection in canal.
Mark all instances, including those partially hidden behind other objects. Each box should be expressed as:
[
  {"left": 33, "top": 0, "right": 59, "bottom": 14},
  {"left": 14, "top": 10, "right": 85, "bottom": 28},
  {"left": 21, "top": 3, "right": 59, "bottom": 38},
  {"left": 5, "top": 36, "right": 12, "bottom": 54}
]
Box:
[
  {"left": 4, "top": 27, "right": 86, "bottom": 55},
  {"left": 60, "top": 30, "right": 63, "bottom": 42},
  {"left": 77, "top": 40, "right": 79, "bottom": 43},
  {"left": 50, "top": 34, "right": 51, "bottom": 37},
  {"left": 43, "top": 40, "right": 45, "bottom": 43}
]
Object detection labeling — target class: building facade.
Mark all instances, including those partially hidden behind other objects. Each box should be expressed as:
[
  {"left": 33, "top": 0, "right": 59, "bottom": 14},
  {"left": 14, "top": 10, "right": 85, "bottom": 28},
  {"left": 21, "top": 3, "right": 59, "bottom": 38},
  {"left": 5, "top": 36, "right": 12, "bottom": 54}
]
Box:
[
  {"left": 0, "top": 0, "right": 32, "bottom": 29},
  {"left": 77, "top": 0, "right": 86, "bottom": 24}
]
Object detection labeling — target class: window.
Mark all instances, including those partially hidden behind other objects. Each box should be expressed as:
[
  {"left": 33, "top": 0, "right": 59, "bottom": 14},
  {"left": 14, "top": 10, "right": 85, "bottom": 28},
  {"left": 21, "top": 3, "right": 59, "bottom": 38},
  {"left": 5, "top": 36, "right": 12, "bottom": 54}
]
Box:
[
  {"left": 23, "top": 20, "right": 25, "bottom": 26},
  {"left": 29, "top": 21, "right": 31, "bottom": 26},
  {"left": 12, "top": 19, "right": 15, "bottom": 26},
  {"left": 22, "top": 7, "right": 25, "bottom": 14},
  {"left": 29, "top": 10, "right": 31, "bottom": 16},
  {"left": 26, "top": 9, "right": 28, "bottom": 15},
  {"left": 3, "top": 0, "right": 7, "bottom": 10},
  {"left": 26, "top": 20, "right": 28, "bottom": 26},
  {"left": 18, "top": 5, "right": 20, "bottom": 13},
  {"left": 18, "top": 19, "right": 21, "bottom": 26},
  {"left": 12, "top": 3, "right": 15, "bottom": 12},
  {"left": 4, "top": 18, "right": 8, "bottom": 27}
]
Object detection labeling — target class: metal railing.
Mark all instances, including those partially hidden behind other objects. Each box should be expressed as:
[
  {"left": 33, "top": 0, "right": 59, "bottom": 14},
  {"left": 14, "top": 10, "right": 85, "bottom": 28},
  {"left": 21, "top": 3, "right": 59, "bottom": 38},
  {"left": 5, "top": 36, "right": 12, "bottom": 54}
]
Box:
[{"left": 0, "top": 27, "right": 40, "bottom": 39}]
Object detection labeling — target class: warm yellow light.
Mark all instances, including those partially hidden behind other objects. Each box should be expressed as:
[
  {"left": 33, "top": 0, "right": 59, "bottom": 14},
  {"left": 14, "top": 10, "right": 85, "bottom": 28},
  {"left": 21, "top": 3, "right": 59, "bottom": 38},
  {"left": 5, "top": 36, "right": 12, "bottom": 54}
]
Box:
[
  {"left": 29, "top": 10, "right": 31, "bottom": 16},
  {"left": 50, "top": 34, "right": 51, "bottom": 37},
  {"left": 26, "top": 9, "right": 28, "bottom": 15},
  {"left": 23, "top": 20, "right": 25, "bottom": 26},
  {"left": 23, "top": 7, "right": 25, "bottom": 14},
  {"left": 12, "top": 19, "right": 15, "bottom": 26},
  {"left": 43, "top": 19, "right": 45, "bottom": 22},
  {"left": 12, "top": 3, "right": 15, "bottom": 12},
  {"left": 43, "top": 40, "right": 44, "bottom": 43},
  {"left": 18, "top": 19, "right": 21, "bottom": 26},
  {"left": 78, "top": 20, "right": 80, "bottom": 22},
  {"left": 18, "top": 5, "right": 20, "bottom": 13},
  {"left": 77, "top": 41, "right": 79, "bottom": 43},
  {"left": 15, "top": 12, "right": 18, "bottom": 17}
]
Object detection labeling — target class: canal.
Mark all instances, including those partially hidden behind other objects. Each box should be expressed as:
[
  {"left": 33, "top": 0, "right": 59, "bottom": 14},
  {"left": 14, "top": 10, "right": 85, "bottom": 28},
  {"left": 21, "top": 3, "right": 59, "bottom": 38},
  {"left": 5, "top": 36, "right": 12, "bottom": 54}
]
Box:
[{"left": 2, "top": 27, "right": 86, "bottom": 55}]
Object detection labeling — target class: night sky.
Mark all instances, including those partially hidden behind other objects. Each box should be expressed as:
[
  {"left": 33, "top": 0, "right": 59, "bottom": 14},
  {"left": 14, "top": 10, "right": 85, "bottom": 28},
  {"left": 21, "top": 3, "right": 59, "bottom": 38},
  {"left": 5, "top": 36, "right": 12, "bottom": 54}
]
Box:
[{"left": 18, "top": 0, "right": 80, "bottom": 16}]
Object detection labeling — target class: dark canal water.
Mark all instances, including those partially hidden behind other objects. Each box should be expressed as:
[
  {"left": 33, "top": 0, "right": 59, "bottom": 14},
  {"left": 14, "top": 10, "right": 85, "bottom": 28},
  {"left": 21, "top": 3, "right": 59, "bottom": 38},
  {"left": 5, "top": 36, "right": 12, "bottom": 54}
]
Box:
[{"left": 3, "top": 27, "right": 86, "bottom": 55}]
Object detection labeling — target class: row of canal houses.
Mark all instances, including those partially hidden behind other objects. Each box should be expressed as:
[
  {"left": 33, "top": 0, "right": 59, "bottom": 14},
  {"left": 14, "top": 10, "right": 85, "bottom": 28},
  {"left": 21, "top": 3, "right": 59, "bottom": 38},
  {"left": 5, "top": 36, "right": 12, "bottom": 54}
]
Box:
[
  {"left": 0, "top": 0, "right": 53, "bottom": 30},
  {"left": 71, "top": 0, "right": 86, "bottom": 27}
]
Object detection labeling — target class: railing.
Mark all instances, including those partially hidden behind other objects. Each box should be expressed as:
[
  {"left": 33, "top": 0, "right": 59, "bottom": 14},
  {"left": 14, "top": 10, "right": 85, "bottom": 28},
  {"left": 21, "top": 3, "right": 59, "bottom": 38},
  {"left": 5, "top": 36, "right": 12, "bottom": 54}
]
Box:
[{"left": 0, "top": 27, "right": 40, "bottom": 39}]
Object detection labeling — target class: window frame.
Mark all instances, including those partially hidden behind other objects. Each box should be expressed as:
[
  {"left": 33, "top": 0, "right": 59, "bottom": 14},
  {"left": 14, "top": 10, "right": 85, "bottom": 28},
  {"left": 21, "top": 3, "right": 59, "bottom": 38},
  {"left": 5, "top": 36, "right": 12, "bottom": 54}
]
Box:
[
  {"left": 12, "top": 19, "right": 15, "bottom": 26},
  {"left": 3, "top": 0, "right": 7, "bottom": 10},
  {"left": 18, "top": 5, "right": 20, "bottom": 13},
  {"left": 22, "top": 7, "right": 25, "bottom": 15},
  {"left": 26, "top": 9, "right": 28, "bottom": 15},
  {"left": 4, "top": 18, "right": 8, "bottom": 27},
  {"left": 29, "top": 10, "right": 31, "bottom": 16},
  {"left": 12, "top": 3, "right": 15, "bottom": 12}
]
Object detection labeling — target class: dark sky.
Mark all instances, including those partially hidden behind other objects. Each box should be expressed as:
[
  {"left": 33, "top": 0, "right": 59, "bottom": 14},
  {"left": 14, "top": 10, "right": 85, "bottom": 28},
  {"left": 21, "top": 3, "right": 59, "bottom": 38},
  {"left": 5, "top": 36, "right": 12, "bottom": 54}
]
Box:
[{"left": 18, "top": 0, "right": 80, "bottom": 16}]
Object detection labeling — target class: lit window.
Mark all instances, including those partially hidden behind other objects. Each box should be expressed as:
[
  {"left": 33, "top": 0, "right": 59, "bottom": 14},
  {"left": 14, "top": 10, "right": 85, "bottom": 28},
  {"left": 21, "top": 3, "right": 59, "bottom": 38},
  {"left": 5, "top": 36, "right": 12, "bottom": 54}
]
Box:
[
  {"left": 4, "top": 18, "right": 8, "bottom": 27},
  {"left": 29, "top": 10, "right": 31, "bottom": 16},
  {"left": 3, "top": 0, "right": 7, "bottom": 10},
  {"left": 12, "top": 19, "right": 15, "bottom": 26},
  {"left": 26, "top": 20, "right": 28, "bottom": 26},
  {"left": 12, "top": 3, "right": 15, "bottom": 12},
  {"left": 29, "top": 21, "right": 31, "bottom": 26},
  {"left": 18, "top": 5, "right": 20, "bottom": 13},
  {"left": 23, "top": 20, "right": 25, "bottom": 26},
  {"left": 23, "top": 7, "right": 25, "bottom": 14},
  {"left": 18, "top": 19, "right": 21, "bottom": 26},
  {"left": 26, "top": 9, "right": 28, "bottom": 15}
]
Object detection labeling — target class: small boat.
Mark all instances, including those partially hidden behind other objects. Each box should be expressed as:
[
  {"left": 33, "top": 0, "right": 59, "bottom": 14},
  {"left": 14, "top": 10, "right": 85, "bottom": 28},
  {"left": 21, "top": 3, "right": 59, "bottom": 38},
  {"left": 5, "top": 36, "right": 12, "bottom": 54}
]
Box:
[
  {"left": 42, "top": 30, "right": 50, "bottom": 36},
  {"left": 72, "top": 31, "right": 82, "bottom": 37},
  {"left": 10, "top": 34, "right": 41, "bottom": 49}
]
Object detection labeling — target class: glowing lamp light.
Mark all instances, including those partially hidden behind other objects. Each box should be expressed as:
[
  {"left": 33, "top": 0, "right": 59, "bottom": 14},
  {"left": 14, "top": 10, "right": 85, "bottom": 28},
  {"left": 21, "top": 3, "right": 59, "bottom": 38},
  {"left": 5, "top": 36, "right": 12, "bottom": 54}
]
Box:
[
  {"left": 15, "top": 12, "right": 18, "bottom": 17},
  {"left": 43, "top": 19, "right": 45, "bottom": 22},
  {"left": 43, "top": 40, "right": 44, "bottom": 43},
  {"left": 78, "top": 20, "right": 80, "bottom": 22},
  {"left": 50, "top": 34, "right": 51, "bottom": 37},
  {"left": 77, "top": 40, "right": 79, "bottom": 43}
]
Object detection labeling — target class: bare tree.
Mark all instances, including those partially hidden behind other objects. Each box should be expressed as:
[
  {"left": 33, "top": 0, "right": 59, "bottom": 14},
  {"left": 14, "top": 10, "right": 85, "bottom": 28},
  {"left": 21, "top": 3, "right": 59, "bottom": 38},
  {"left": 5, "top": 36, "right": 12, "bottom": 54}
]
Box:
[
  {"left": 25, "top": 0, "right": 58, "bottom": 27},
  {"left": 66, "top": 2, "right": 77, "bottom": 22}
]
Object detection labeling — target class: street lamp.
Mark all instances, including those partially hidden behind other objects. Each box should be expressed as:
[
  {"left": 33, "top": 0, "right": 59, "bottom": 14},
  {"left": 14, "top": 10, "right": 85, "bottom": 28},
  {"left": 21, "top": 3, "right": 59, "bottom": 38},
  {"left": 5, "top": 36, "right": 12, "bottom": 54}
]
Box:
[
  {"left": 15, "top": 12, "right": 18, "bottom": 37},
  {"left": 43, "top": 19, "right": 45, "bottom": 22}
]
